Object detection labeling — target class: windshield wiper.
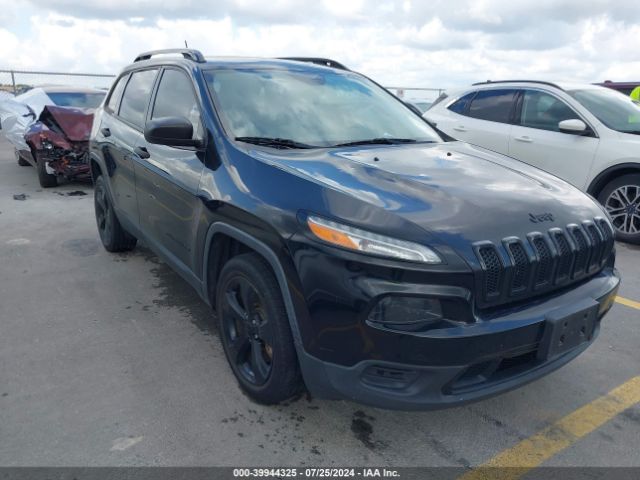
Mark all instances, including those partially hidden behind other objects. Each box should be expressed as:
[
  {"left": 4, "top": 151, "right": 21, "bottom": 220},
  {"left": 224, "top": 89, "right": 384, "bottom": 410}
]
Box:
[
  {"left": 235, "top": 136, "right": 318, "bottom": 149},
  {"left": 332, "top": 138, "right": 420, "bottom": 147}
]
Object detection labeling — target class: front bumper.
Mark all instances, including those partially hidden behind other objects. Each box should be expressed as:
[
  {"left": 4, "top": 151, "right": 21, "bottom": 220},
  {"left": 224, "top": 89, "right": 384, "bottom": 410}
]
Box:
[
  {"left": 299, "top": 268, "right": 619, "bottom": 410},
  {"left": 37, "top": 150, "right": 90, "bottom": 179},
  {"left": 45, "top": 157, "right": 91, "bottom": 179}
]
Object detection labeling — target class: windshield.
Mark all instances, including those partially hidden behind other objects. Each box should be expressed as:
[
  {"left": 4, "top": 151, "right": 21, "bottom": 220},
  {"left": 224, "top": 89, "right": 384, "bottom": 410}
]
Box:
[
  {"left": 203, "top": 68, "right": 441, "bottom": 147},
  {"left": 47, "top": 92, "right": 105, "bottom": 109},
  {"left": 568, "top": 88, "right": 640, "bottom": 134}
]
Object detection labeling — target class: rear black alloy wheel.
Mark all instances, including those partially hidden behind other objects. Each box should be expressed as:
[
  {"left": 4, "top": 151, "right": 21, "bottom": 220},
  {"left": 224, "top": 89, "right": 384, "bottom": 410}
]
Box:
[
  {"left": 95, "top": 179, "right": 113, "bottom": 244},
  {"left": 216, "top": 253, "right": 303, "bottom": 404},
  {"left": 94, "top": 175, "right": 137, "bottom": 252},
  {"left": 599, "top": 174, "right": 640, "bottom": 244}
]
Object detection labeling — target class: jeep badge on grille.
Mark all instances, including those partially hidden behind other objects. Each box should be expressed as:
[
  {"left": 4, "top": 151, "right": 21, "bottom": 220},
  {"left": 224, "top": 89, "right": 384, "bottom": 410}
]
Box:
[{"left": 529, "top": 213, "right": 555, "bottom": 223}]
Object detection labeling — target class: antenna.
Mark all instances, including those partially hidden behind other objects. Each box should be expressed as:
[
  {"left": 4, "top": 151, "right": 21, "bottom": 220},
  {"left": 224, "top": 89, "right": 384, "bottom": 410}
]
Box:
[{"left": 184, "top": 40, "right": 189, "bottom": 48}]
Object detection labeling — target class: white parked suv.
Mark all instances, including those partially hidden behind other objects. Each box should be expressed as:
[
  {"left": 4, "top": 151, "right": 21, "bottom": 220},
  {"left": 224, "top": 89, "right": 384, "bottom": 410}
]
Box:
[{"left": 426, "top": 81, "right": 640, "bottom": 243}]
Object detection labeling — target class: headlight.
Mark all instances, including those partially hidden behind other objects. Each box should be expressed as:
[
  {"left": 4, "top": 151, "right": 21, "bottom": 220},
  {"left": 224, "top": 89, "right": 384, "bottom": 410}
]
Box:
[{"left": 306, "top": 215, "right": 441, "bottom": 263}]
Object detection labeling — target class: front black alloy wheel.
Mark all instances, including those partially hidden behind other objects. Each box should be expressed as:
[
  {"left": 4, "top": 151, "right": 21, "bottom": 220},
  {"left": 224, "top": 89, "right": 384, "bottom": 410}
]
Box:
[
  {"left": 94, "top": 175, "right": 137, "bottom": 252},
  {"left": 598, "top": 174, "right": 640, "bottom": 245},
  {"left": 216, "top": 253, "right": 303, "bottom": 404},
  {"left": 222, "top": 275, "right": 274, "bottom": 385}
]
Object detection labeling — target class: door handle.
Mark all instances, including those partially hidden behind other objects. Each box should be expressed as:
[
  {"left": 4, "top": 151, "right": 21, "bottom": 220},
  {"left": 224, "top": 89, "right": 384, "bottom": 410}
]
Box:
[
  {"left": 514, "top": 136, "right": 533, "bottom": 143},
  {"left": 453, "top": 126, "right": 467, "bottom": 132},
  {"left": 134, "top": 146, "right": 150, "bottom": 159},
  {"left": 100, "top": 127, "right": 111, "bottom": 137}
]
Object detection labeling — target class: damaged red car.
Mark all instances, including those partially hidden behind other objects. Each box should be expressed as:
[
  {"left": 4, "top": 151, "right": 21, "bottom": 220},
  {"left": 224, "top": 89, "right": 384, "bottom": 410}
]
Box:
[
  {"left": 1, "top": 86, "right": 105, "bottom": 187},
  {"left": 23, "top": 105, "right": 97, "bottom": 187}
]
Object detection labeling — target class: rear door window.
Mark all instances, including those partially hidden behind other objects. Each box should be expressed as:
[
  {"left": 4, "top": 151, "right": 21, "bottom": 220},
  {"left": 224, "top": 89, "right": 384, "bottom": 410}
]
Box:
[
  {"left": 519, "top": 90, "right": 579, "bottom": 132},
  {"left": 447, "top": 92, "right": 475, "bottom": 115},
  {"left": 467, "top": 89, "right": 517, "bottom": 123},
  {"left": 118, "top": 69, "right": 158, "bottom": 129},
  {"left": 105, "top": 75, "right": 128, "bottom": 113}
]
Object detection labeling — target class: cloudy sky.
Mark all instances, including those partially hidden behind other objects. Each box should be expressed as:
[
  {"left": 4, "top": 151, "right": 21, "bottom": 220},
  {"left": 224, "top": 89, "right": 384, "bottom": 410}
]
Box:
[{"left": 0, "top": 0, "right": 639, "bottom": 96}]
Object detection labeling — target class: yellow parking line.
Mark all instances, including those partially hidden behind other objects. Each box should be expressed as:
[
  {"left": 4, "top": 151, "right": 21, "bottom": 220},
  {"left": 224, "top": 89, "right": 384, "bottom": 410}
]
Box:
[
  {"left": 458, "top": 376, "right": 640, "bottom": 480},
  {"left": 615, "top": 296, "right": 640, "bottom": 310}
]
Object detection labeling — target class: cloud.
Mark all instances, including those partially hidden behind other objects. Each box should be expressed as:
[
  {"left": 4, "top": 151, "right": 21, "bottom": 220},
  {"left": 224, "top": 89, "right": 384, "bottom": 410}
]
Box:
[
  {"left": 398, "top": 18, "right": 476, "bottom": 51},
  {"left": 0, "top": 0, "right": 638, "bottom": 95}
]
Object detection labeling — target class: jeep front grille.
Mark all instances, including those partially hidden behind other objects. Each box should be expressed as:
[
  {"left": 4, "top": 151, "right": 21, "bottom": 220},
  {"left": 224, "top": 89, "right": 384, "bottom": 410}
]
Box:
[
  {"left": 507, "top": 241, "right": 529, "bottom": 293},
  {"left": 477, "top": 245, "right": 502, "bottom": 298},
  {"left": 474, "top": 217, "right": 614, "bottom": 308}
]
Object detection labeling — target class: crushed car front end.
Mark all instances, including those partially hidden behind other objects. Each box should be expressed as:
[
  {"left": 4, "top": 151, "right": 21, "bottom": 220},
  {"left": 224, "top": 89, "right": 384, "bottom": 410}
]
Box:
[{"left": 24, "top": 105, "right": 93, "bottom": 180}]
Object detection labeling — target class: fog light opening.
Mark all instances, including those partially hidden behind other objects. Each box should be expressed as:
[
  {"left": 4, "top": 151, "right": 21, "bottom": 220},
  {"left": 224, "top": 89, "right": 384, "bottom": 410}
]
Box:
[{"left": 368, "top": 296, "right": 443, "bottom": 331}]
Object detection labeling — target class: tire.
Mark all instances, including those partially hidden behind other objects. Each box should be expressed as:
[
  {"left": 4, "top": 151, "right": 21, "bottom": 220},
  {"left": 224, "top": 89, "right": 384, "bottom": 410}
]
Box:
[
  {"left": 94, "top": 175, "right": 137, "bottom": 252},
  {"left": 35, "top": 152, "right": 57, "bottom": 188},
  {"left": 216, "top": 253, "right": 303, "bottom": 404},
  {"left": 16, "top": 149, "right": 30, "bottom": 167},
  {"left": 597, "top": 173, "right": 640, "bottom": 245}
]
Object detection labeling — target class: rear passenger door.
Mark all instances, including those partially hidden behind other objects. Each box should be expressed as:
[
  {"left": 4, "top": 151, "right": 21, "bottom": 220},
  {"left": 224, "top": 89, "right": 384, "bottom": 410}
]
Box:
[
  {"left": 97, "top": 68, "right": 158, "bottom": 229},
  {"left": 508, "top": 89, "right": 600, "bottom": 189},
  {"left": 457, "top": 89, "right": 517, "bottom": 155},
  {"left": 134, "top": 67, "right": 205, "bottom": 273}
]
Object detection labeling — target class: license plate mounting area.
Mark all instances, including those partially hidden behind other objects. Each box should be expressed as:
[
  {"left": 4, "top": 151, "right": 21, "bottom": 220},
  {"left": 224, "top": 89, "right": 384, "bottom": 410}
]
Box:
[{"left": 537, "top": 299, "right": 599, "bottom": 361}]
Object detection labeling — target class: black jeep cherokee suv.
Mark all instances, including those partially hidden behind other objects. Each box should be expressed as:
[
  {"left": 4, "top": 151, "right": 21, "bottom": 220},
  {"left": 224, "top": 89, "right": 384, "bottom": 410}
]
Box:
[{"left": 89, "top": 49, "right": 620, "bottom": 410}]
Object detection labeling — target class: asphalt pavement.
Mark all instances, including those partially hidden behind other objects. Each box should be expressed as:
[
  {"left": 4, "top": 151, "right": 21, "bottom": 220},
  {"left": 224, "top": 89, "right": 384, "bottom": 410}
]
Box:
[{"left": 0, "top": 134, "right": 638, "bottom": 470}]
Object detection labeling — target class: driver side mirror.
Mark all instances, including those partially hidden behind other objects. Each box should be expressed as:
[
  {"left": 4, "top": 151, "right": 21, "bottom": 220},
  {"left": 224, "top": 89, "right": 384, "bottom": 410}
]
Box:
[
  {"left": 144, "top": 116, "right": 202, "bottom": 148},
  {"left": 558, "top": 119, "right": 587, "bottom": 135}
]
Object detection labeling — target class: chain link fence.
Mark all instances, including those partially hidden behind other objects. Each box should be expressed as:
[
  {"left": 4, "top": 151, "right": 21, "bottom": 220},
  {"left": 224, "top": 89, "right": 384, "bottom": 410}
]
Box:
[
  {"left": 387, "top": 87, "right": 445, "bottom": 100},
  {"left": 0, "top": 68, "right": 445, "bottom": 100},
  {"left": 0, "top": 70, "right": 116, "bottom": 98}
]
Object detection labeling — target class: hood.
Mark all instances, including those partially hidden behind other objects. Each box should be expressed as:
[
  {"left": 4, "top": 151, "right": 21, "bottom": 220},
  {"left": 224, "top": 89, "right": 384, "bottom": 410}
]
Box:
[
  {"left": 38, "top": 105, "right": 94, "bottom": 142},
  {"left": 249, "top": 141, "right": 607, "bottom": 254}
]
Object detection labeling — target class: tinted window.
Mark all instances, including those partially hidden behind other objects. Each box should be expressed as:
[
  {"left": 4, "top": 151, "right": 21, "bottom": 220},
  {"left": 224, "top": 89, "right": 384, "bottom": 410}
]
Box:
[
  {"left": 47, "top": 92, "right": 105, "bottom": 109},
  {"left": 520, "top": 90, "right": 578, "bottom": 131},
  {"left": 119, "top": 69, "right": 157, "bottom": 128},
  {"left": 151, "top": 69, "right": 201, "bottom": 139},
  {"left": 447, "top": 92, "right": 475, "bottom": 114},
  {"left": 468, "top": 89, "right": 516, "bottom": 123},
  {"left": 106, "top": 75, "right": 127, "bottom": 112}
]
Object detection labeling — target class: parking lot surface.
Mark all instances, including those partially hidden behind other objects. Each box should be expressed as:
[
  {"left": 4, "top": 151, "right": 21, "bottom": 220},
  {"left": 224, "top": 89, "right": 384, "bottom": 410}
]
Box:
[{"left": 0, "top": 134, "right": 638, "bottom": 470}]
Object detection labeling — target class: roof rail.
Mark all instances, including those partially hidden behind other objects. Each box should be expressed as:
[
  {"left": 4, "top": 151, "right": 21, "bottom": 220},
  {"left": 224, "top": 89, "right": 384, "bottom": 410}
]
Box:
[
  {"left": 472, "top": 80, "right": 563, "bottom": 90},
  {"left": 278, "top": 57, "right": 349, "bottom": 71},
  {"left": 134, "top": 48, "right": 206, "bottom": 63}
]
